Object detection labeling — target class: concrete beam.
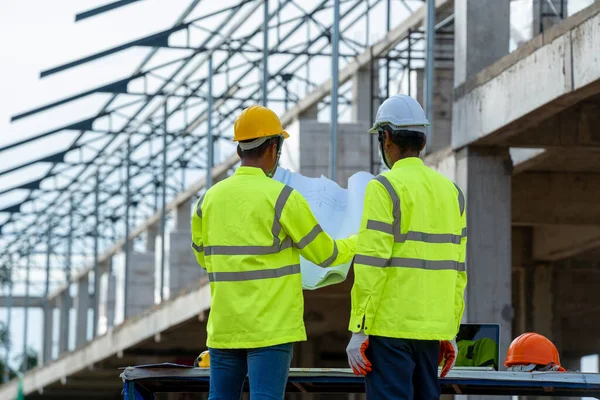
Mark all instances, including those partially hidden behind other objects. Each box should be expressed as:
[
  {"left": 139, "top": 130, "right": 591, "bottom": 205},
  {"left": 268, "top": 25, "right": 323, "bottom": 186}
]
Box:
[
  {"left": 503, "top": 99, "right": 600, "bottom": 149},
  {"left": 453, "top": 5, "right": 600, "bottom": 149},
  {"left": 0, "top": 279, "right": 211, "bottom": 399},
  {"left": 534, "top": 225, "right": 600, "bottom": 260},
  {"left": 424, "top": 146, "right": 553, "bottom": 181},
  {"left": 513, "top": 172, "right": 600, "bottom": 225}
]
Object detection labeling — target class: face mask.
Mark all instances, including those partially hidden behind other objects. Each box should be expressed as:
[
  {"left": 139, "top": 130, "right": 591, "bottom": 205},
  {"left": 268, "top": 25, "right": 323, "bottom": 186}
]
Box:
[
  {"left": 266, "top": 135, "right": 283, "bottom": 178},
  {"left": 378, "top": 131, "right": 393, "bottom": 170}
]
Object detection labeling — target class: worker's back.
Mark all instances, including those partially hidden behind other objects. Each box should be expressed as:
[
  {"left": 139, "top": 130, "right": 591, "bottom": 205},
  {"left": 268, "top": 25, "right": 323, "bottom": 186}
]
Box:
[
  {"left": 361, "top": 157, "right": 467, "bottom": 340},
  {"left": 197, "top": 166, "right": 306, "bottom": 349}
]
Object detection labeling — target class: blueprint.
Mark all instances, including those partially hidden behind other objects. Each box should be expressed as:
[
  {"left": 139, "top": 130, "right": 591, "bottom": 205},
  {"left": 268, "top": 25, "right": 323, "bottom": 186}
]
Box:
[{"left": 273, "top": 167, "right": 375, "bottom": 290}]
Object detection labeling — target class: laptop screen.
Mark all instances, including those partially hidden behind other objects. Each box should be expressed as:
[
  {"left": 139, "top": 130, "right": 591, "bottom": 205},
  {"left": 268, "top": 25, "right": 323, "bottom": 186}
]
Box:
[{"left": 455, "top": 323, "right": 501, "bottom": 370}]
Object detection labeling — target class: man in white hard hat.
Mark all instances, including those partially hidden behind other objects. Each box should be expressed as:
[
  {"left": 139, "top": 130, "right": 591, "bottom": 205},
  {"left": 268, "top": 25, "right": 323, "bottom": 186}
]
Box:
[{"left": 345, "top": 94, "right": 468, "bottom": 399}]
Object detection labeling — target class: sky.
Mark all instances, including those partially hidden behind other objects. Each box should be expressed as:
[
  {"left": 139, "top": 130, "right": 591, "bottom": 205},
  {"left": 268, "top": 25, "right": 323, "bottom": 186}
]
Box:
[{"left": 0, "top": 0, "right": 596, "bottom": 372}]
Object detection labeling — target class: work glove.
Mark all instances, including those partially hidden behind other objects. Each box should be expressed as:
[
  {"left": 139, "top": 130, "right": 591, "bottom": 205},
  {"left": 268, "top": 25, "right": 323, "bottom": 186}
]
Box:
[
  {"left": 346, "top": 331, "right": 371, "bottom": 376},
  {"left": 438, "top": 339, "right": 458, "bottom": 378}
]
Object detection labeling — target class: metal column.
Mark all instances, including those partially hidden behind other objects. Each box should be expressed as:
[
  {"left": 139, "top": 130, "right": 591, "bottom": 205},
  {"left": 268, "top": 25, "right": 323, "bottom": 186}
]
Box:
[
  {"left": 124, "top": 137, "right": 132, "bottom": 319},
  {"left": 207, "top": 55, "right": 214, "bottom": 189},
  {"left": 160, "top": 102, "right": 168, "bottom": 302},
  {"left": 3, "top": 255, "right": 13, "bottom": 383},
  {"left": 92, "top": 170, "right": 100, "bottom": 337},
  {"left": 386, "top": 0, "right": 391, "bottom": 98},
  {"left": 43, "top": 223, "right": 52, "bottom": 364},
  {"left": 22, "top": 254, "right": 30, "bottom": 372},
  {"left": 262, "top": 0, "right": 269, "bottom": 106},
  {"left": 59, "top": 198, "right": 74, "bottom": 354},
  {"left": 329, "top": 0, "right": 340, "bottom": 182},
  {"left": 425, "top": 0, "right": 436, "bottom": 152}
]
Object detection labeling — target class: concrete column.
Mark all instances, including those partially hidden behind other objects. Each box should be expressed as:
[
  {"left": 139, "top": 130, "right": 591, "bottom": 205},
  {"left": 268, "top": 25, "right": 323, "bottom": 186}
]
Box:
[
  {"left": 175, "top": 199, "right": 192, "bottom": 231},
  {"left": 455, "top": 147, "right": 513, "bottom": 374},
  {"left": 417, "top": 68, "right": 454, "bottom": 152},
  {"left": 126, "top": 252, "right": 156, "bottom": 318},
  {"left": 532, "top": 263, "right": 554, "bottom": 340},
  {"left": 106, "top": 272, "right": 116, "bottom": 329},
  {"left": 299, "top": 103, "right": 319, "bottom": 120},
  {"left": 42, "top": 299, "right": 54, "bottom": 364},
  {"left": 57, "top": 290, "right": 71, "bottom": 354},
  {"left": 454, "top": 0, "right": 510, "bottom": 86},
  {"left": 146, "top": 224, "right": 158, "bottom": 252},
  {"left": 168, "top": 230, "right": 206, "bottom": 297},
  {"left": 298, "top": 120, "right": 375, "bottom": 187},
  {"left": 75, "top": 274, "right": 90, "bottom": 348},
  {"left": 351, "top": 62, "right": 379, "bottom": 123},
  {"left": 533, "top": 0, "right": 567, "bottom": 36}
]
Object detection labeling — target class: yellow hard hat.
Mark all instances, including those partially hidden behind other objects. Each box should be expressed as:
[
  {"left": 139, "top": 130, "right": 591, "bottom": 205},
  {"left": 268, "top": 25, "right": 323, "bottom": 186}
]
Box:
[
  {"left": 195, "top": 350, "right": 210, "bottom": 368},
  {"left": 233, "top": 105, "right": 289, "bottom": 143}
]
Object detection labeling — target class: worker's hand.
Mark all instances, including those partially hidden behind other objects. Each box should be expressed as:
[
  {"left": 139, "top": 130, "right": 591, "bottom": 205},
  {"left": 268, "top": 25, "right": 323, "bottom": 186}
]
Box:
[
  {"left": 346, "top": 331, "right": 371, "bottom": 376},
  {"left": 438, "top": 339, "right": 458, "bottom": 378}
]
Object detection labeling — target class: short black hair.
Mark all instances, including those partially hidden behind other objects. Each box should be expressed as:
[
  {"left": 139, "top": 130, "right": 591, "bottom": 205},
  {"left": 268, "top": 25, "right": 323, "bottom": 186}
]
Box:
[
  {"left": 236, "top": 137, "right": 277, "bottom": 159},
  {"left": 383, "top": 126, "right": 425, "bottom": 153}
]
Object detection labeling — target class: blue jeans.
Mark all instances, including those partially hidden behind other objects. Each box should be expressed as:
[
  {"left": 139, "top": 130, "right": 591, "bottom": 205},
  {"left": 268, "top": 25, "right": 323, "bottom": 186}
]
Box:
[
  {"left": 208, "top": 343, "right": 294, "bottom": 400},
  {"left": 365, "top": 336, "right": 440, "bottom": 400}
]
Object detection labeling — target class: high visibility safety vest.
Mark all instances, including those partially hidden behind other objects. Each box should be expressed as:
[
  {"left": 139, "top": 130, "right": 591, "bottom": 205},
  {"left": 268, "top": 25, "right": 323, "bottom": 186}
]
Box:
[
  {"left": 191, "top": 166, "right": 356, "bottom": 349},
  {"left": 349, "top": 157, "right": 467, "bottom": 341}
]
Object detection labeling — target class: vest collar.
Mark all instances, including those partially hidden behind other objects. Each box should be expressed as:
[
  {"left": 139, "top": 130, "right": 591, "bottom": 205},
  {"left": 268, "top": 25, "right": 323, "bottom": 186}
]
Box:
[
  {"left": 391, "top": 157, "right": 424, "bottom": 170},
  {"left": 234, "top": 166, "right": 268, "bottom": 177}
]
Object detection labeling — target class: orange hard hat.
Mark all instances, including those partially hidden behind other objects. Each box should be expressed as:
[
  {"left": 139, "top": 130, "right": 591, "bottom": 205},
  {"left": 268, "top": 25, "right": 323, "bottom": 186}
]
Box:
[
  {"left": 504, "top": 332, "right": 565, "bottom": 371},
  {"left": 233, "top": 105, "right": 289, "bottom": 142}
]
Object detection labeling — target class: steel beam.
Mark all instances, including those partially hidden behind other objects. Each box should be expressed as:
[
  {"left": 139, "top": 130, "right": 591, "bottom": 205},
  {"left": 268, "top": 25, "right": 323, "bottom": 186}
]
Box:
[
  {"left": 329, "top": 0, "right": 340, "bottom": 182},
  {"left": 425, "top": 0, "right": 435, "bottom": 152},
  {"left": 207, "top": 55, "right": 214, "bottom": 189}
]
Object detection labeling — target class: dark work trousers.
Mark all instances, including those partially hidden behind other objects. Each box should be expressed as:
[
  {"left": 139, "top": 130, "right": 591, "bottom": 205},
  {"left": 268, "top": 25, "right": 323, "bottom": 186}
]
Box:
[{"left": 364, "top": 336, "right": 440, "bottom": 400}]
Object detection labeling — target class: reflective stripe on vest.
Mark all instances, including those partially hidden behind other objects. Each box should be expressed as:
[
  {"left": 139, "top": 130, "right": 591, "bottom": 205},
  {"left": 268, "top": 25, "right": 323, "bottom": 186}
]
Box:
[
  {"left": 454, "top": 183, "right": 465, "bottom": 216},
  {"left": 208, "top": 264, "right": 301, "bottom": 282},
  {"left": 366, "top": 176, "right": 467, "bottom": 245},
  {"left": 354, "top": 254, "right": 465, "bottom": 272},
  {"left": 191, "top": 242, "right": 203, "bottom": 252},
  {"left": 200, "top": 185, "right": 338, "bottom": 268}
]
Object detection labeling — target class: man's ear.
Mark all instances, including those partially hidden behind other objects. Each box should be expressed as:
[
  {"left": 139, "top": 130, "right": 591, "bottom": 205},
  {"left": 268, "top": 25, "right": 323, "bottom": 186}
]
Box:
[
  {"left": 421, "top": 134, "right": 427, "bottom": 152},
  {"left": 384, "top": 130, "right": 392, "bottom": 148},
  {"left": 271, "top": 141, "right": 278, "bottom": 158}
]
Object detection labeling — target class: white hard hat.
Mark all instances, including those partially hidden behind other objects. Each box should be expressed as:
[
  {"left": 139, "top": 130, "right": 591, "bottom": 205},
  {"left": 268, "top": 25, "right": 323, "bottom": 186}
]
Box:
[{"left": 367, "top": 94, "right": 430, "bottom": 134}]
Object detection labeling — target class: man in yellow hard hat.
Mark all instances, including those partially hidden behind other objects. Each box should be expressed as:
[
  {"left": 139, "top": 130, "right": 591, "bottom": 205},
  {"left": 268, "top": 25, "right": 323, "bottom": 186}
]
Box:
[
  {"left": 191, "top": 105, "right": 357, "bottom": 400},
  {"left": 345, "top": 95, "right": 467, "bottom": 399}
]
